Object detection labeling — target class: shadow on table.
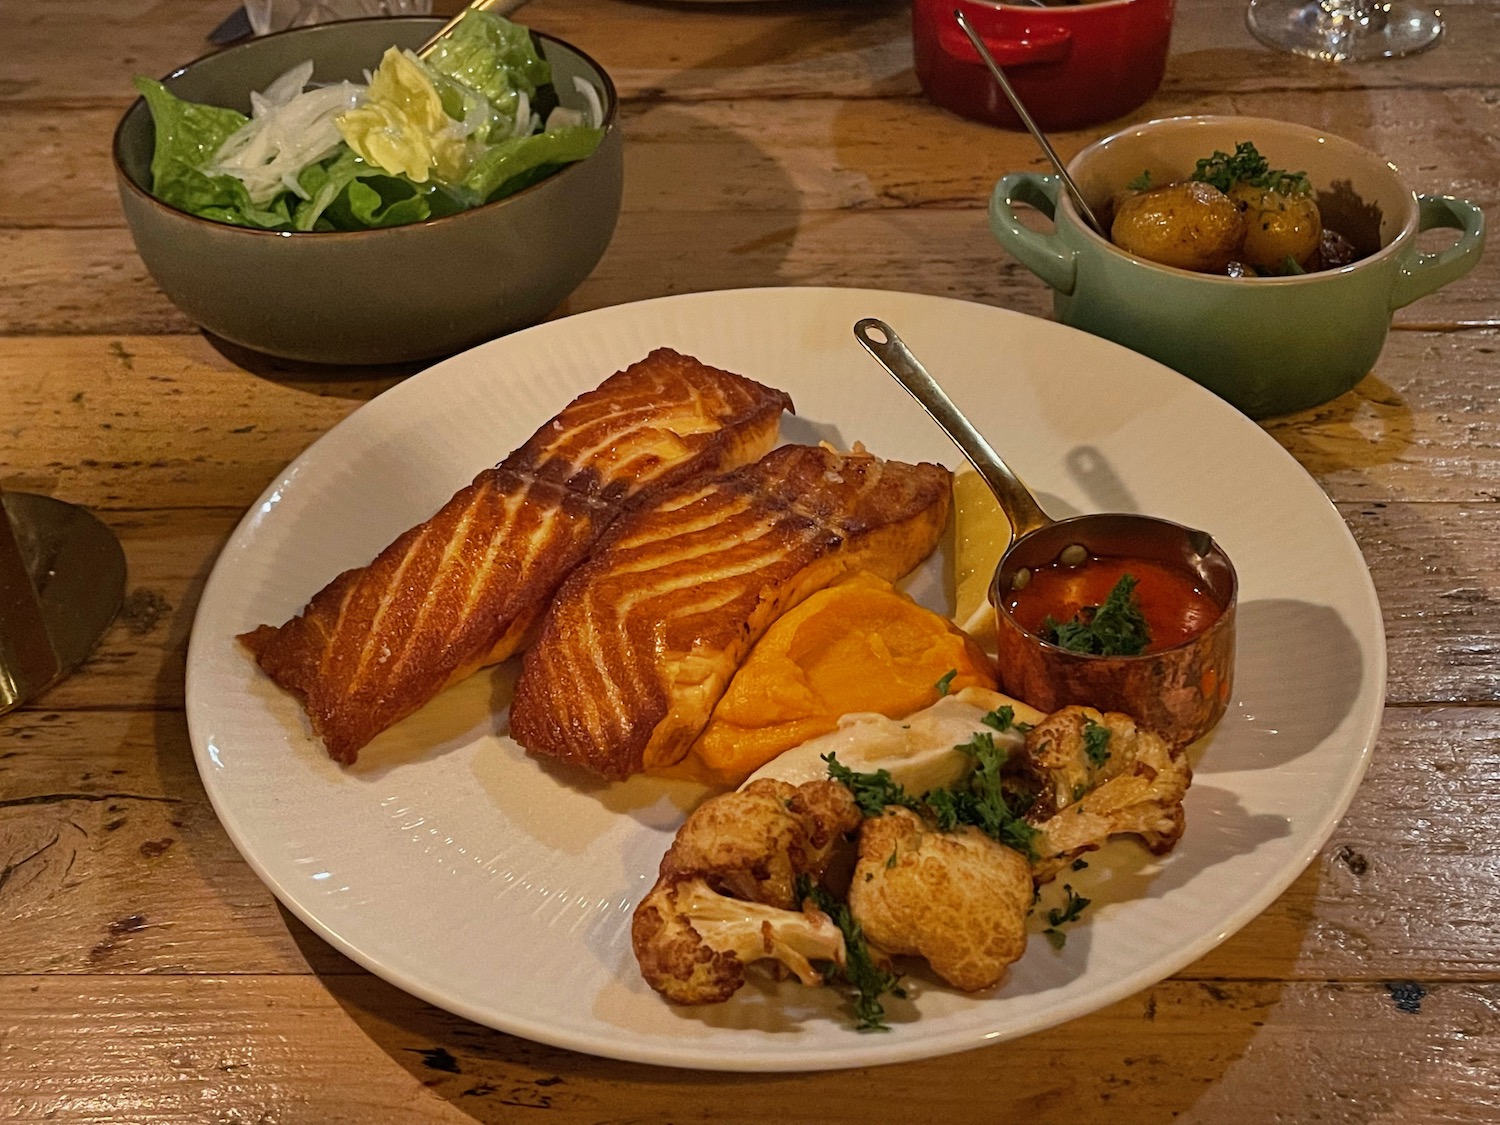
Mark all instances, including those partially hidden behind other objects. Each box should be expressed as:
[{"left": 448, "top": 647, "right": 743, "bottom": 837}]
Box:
[
  {"left": 201, "top": 331, "right": 425, "bottom": 400},
  {"left": 278, "top": 884, "right": 1320, "bottom": 1123}
]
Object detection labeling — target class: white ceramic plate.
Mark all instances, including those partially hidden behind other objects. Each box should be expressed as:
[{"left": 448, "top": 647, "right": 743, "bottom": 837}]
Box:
[{"left": 186, "top": 287, "right": 1384, "bottom": 1071}]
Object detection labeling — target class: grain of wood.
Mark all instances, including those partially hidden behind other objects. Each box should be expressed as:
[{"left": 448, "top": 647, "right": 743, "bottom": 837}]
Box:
[
  {"left": 4, "top": 0, "right": 1497, "bottom": 109},
  {"left": 4, "top": 331, "right": 1500, "bottom": 518},
  {"left": 1, "top": 974, "right": 1496, "bottom": 1124},
  {"left": 11, "top": 87, "right": 1496, "bottom": 231},
  {"left": 4, "top": 0, "right": 1499, "bottom": 1118},
  {"left": 1, "top": 211, "right": 1495, "bottom": 342}
]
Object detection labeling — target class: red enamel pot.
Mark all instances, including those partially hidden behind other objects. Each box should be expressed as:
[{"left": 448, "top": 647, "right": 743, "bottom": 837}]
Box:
[{"left": 913, "top": 0, "right": 1176, "bottom": 131}]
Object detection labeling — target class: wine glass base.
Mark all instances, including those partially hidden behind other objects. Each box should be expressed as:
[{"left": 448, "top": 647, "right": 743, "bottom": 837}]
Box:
[{"left": 1246, "top": 0, "right": 1444, "bottom": 61}]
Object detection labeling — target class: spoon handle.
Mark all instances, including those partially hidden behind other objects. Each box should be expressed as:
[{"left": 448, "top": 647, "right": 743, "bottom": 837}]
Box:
[
  {"left": 954, "top": 9, "right": 1105, "bottom": 238},
  {"left": 853, "top": 318, "right": 1052, "bottom": 539}
]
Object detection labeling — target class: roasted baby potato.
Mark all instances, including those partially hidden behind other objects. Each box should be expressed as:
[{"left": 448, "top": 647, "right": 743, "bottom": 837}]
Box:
[
  {"left": 1110, "top": 180, "right": 1247, "bottom": 273},
  {"left": 1228, "top": 184, "right": 1322, "bottom": 270}
]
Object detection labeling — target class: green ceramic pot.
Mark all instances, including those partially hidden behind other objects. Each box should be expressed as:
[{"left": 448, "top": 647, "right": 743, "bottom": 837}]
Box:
[
  {"left": 113, "top": 17, "right": 622, "bottom": 365},
  {"left": 989, "top": 116, "right": 1484, "bottom": 418}
]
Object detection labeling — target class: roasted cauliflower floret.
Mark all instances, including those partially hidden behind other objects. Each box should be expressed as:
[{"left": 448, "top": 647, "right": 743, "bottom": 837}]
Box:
[
  {"left": 847, "top": 806, "right": 1032, "bottom": 992},
  {"left": 1020, "top": 705, "right": 1135, "bottom": 817},
  {"left": 660, "top": 778, "right": 860, "bottom": 909},
  {"left": 631, "top": 778, "right": 862, "bottom": 1006},
  {"left": 1022, "top": 706, "right": 1192, "bottom": 882},
  {"left": 632, "top": 875, "right": 847, "bottom": 1005}
]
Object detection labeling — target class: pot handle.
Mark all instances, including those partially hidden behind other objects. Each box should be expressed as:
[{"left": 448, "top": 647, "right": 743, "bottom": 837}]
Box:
[
  {"left": 1389, "top": 194, "right": 1486, "bottom": 310},
  {"left": 989, "top": 173, "right": 1078, "bottom": 295},
  {"left": 937, "top": 21, "right": 1072, "bottom": 67}
]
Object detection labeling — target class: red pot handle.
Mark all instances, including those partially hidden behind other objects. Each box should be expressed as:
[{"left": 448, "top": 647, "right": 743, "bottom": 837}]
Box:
[{"left": 936, "top": 20, "right": 1072, "bottom": 67}]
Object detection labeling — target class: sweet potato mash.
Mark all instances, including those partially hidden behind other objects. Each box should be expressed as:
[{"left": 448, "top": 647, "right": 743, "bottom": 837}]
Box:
[{"left": 685, "top": 571, "right": 997, "bottom": 785}]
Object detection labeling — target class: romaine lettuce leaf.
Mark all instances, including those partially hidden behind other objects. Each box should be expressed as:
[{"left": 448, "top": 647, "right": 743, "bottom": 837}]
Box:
[
  {"left": 133, "top": 77, "right": 246, "bottom": 192},
  {"left": 424, "top": 10, "right": 550, "bottom": 142},
  {"left": 460, "top": 123, "right": 604, "bottom": 203}
]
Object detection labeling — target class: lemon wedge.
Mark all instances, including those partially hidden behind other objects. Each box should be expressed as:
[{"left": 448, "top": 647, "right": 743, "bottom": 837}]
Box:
[{"left": 951, "top": 465, "right": 1011, "bottom": 646}]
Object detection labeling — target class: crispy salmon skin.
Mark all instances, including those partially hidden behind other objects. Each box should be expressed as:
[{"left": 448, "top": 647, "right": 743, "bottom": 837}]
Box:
[
  {"left": 510, "top": 445, "right": 952, "bottom": 779},
  {"left": 240, "top": 349, "right": 792, "bottom": 764}
]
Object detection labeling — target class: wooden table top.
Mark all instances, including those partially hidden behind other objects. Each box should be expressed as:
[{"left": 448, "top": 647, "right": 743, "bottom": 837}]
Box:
[{"left": 3, "top": 0, "right": 1497, "bottom": 1120}]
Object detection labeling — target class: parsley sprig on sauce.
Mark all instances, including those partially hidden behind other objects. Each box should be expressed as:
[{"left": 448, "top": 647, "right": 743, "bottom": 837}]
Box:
[{"left": 1043, "top": 573, "right": 1152, "bottom": 657}]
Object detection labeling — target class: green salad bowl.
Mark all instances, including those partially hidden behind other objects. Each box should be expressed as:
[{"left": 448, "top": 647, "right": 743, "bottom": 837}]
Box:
[{"left": 113, "top": 17, "right": 622, "bottom": 365}]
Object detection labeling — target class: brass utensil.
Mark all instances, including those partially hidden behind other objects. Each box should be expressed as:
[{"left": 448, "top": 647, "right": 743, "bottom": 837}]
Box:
[{"left": 0, "top": 488, "right": 127, "bottom": 716}]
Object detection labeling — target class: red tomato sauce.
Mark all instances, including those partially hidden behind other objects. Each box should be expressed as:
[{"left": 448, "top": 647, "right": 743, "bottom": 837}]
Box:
[{"left": 1003, "top": 553, "right": 1222, "bottom": 654}]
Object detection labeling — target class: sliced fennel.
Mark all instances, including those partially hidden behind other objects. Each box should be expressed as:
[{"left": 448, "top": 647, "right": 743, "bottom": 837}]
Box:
[{"left": 207, "top": 63, "right": 366, "bottom": 204}]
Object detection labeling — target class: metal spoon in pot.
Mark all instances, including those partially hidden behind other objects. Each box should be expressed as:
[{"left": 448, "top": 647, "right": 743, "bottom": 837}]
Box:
[
  {"left": 953, "top": 8, "right": 1104, "bottom": 236},
  {"left": 853, "top": 316, "right": 1238, "bottom": 747}
]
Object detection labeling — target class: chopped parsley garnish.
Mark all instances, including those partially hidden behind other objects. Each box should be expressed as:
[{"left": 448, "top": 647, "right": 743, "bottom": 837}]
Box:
[
  {"left": 1046, "top": 884, "right": 1091, "bottom": 927},
  {"left": 934, "top": 668, "right": 958, "bottom": 696},
  {"left": 927, "top": 733, "right": 1041, "bottom": 860},
  {"left": 1083, "top": 720, "right": 1112, "bottom": 768},
  {"left": 823, "top": 754, "right": 923, "bottom": 819},
  {"left": 798, "top": 877, "right": 905, "bottom": 1031},
  {"left": 1126, "top": 169, "right": 1153, "bottom": 192},
  {"left": 1191, "top": 140, "right": 1311, "bottom": 197},
  {"left": 1042, "top": 883, "right": 1092, "bottom": 949},
  {"left": 981, "top": 704, "right": 1032, "bottom": 734},
  {"left": 1043, "top": 573, "right": 1151, "bottom": 657},
  {"left": 827, "top": 734, "right": 1040, "bottom": 861}
]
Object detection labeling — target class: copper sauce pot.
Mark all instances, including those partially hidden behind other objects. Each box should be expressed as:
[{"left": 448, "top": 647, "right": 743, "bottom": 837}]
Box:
[{"left": 854, "top": 317, "right": 1236, "bottom": 747}]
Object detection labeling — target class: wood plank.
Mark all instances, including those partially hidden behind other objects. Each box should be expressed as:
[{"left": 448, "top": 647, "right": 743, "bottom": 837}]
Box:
[
  {"left": 6, "top": 324, "right": 1500, "bottom": 514},
  {"left": 1, "top": 974, "right": 1497, "bottom": 1124},
  {"left": 0, "top": 706, "right": 327, "bottom": 977},
  {"left": 1271, "top": 330, "right": 1500, "bottom": 508},
  {"left": 0, "top": 337, "right": 401, "bottom": 509},
  {"left": 9, "top": 87, "right": 1494, "bottom": 227},
  {"left": 4, "top": 0, "right": 1497, "bottom": 107},
  {"left": 3, "top": 704, "right": 1497, "bottom": 981},
  {"left": 1343, "top": 502, "right": 1500, "bottom": 706},
  {"left": 1, "top": 197, "right": 1495, "bottom": 344}
]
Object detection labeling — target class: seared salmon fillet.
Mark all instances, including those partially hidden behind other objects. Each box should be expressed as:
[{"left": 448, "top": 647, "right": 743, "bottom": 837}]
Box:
[
  {"left": 240, "top": 349, "right": 793, "bottom": 764},
  {"left": 510, "top": 445, "right": 952, "bottom": 779}
]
